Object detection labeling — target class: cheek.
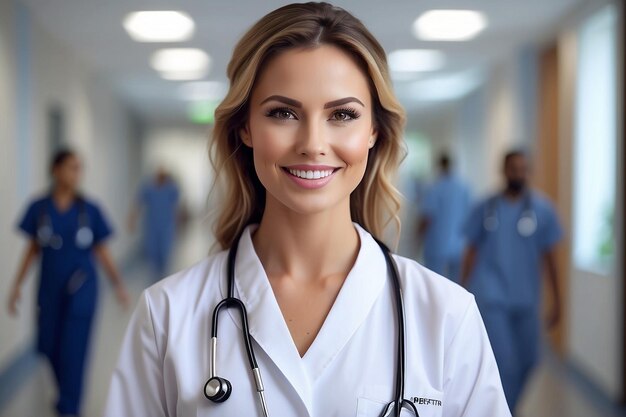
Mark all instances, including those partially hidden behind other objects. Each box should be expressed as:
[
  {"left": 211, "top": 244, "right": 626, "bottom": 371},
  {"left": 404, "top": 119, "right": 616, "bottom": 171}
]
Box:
[
  {"left": 331, "top": 128, "right": 372, "bottom": 167},
  {"left": 249, "top": 119, "right": 295, "bottom": 168}
]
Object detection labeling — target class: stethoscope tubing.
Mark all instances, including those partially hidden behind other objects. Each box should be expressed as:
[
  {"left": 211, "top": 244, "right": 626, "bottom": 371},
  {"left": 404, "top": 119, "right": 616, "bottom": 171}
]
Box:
[
  {"left": 37, "top": 196, "right": 93, "bottom": 249},
  {"left": 210, "top": 230, "right": 418, "bottom": 417}
]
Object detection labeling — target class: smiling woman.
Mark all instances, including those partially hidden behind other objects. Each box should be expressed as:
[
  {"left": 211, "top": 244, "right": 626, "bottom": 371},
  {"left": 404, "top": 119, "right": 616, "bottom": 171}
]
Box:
[
  {"left": 104, "top": 3, "right": 511, "bottom": 417},
  {"left": 210, "top": 3, "right": 406, "bottom": 250}
]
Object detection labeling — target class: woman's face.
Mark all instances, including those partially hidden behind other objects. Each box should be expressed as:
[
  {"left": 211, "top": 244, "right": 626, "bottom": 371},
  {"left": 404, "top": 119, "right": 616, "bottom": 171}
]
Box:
[
  {"left": 53, "top": 155, "right": 82, "bottom": 190},
  {"left": 242, "top": 44, "right": 377, "bottom": 216}
]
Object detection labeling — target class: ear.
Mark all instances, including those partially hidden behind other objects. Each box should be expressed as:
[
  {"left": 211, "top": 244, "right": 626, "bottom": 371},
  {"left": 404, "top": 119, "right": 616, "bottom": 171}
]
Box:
[
  {"left": 240, "top": 124, "right": 253, "bottom": 148},
  {"left": 368, "top": 127, "right": 378, "bottom": 149}
]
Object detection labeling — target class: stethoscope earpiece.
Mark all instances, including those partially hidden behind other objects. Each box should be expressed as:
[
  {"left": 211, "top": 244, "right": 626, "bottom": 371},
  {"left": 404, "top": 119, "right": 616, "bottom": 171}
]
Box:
[{"left": 204, "top": 376, "right": 232, "bottom": 402}]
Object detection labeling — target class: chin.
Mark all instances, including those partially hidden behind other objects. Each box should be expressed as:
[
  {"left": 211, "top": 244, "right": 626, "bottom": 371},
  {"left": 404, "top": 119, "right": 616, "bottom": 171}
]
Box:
[{"left": 270, "top": 191, "right": 351, "bottom": 217}]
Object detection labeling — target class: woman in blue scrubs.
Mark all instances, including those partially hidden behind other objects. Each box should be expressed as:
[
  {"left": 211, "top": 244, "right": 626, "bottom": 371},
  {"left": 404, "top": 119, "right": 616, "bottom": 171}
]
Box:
[{"left": 7, "top": 149, "right": 130, "bottom": 417}]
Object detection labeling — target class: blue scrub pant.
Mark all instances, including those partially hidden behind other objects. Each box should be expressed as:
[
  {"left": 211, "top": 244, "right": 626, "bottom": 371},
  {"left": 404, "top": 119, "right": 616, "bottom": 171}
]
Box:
[
  {"left": 144, "top": 232, "right": 174, "bottom": 280},
  {"left": 38, "top": 279, "right": 96, "bottom": 415},
  {"left": 479, "top": 305, "right": 540, "bottom": 414}
]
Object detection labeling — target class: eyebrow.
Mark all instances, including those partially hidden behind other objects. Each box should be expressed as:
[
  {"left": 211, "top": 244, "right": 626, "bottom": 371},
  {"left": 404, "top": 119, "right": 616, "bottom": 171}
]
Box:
[
  {"left": 324, "top": 97, "right": 365, "bottom": 108},
  {"left": 260, "top": 95, "right": 365, "bottom": 108}
]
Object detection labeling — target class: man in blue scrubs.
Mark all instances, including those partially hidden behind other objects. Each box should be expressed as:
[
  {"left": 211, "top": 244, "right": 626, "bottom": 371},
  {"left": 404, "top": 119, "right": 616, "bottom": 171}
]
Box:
[
  {"left": 129, "top": 167, "right": 180, "bottom": 280},
  {"left": 417, "top": 154, "right": 471, "bottom": 282},
  {"left": 461, "top": 150, "right": 563, "bottom": 414}
]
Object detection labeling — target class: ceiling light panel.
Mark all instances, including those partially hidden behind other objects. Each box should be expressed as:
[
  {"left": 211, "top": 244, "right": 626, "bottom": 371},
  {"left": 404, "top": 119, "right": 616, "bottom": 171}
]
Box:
[
  {"left": 178, "top": 81, "right": 227, "bottom": 101},
  {"left": 124, "top": 11, "right": 195, "bottom": 42},
  {"left": 389, "top": 49, "right": 445, "bottom": 74},
  {"left": 413, "top": 10, "right": 488, "bottom": 41},
  {"left": 151, "top": 48, "right": 210, "bottom": 80}
]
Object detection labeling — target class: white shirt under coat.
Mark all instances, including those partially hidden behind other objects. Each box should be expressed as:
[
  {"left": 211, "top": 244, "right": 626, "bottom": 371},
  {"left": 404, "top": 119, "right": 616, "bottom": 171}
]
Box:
[{"left": 104, "top": 224, "right": 511, "bottom": 417}]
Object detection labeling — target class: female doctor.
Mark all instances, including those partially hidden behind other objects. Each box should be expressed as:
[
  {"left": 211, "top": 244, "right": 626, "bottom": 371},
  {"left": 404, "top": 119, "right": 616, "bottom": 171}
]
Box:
[{"left": 104, "top": 3, "right": 510, "bottom": 416}]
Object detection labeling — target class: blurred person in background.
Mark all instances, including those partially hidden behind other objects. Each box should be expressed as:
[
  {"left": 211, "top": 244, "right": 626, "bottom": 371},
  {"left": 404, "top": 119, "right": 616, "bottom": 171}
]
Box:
[
  {"left": 6, "top": 148, "right": 130, "bottom": 417},
  {"left": 461, "top": 150, "right": 563, "bottom": 414},
  {"left": 416, "top": 153, "right": 471, "bottom": 282},
  {"left": 128, "top": 165, "right": 180, "bottom": 280}
]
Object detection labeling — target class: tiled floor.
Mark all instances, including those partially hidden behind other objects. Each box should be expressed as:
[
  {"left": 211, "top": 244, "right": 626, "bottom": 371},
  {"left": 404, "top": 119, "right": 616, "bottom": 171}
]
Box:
[{"left": 0, "top": 223, "right": 623, "bottom": 417}]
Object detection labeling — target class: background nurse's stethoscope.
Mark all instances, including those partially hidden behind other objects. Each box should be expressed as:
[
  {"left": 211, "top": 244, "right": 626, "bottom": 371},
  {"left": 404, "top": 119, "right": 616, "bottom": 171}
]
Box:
[
  {"left": 483, "top": 192, "right": 537, "bottom": 237},
  {"left": 204, "top": 232, "right": 421, "bottom": 417},
  {"left": 37, "top": 197, "right": 94, "bottom": 250}
]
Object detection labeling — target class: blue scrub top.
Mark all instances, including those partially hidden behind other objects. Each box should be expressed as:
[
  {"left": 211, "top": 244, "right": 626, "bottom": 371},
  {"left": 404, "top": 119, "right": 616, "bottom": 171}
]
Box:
[
  {"left": 421, "top": 174, "right": 471, "bottom": 260},
  {"left": 17, "top": 195, "right": 113, "bottom": 309},
  {"left": 464, "top": 191, "right": 563, "bottom": 309}
]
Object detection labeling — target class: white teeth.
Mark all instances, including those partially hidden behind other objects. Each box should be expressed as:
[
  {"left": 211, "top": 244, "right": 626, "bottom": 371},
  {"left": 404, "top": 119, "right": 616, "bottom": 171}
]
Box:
[{"left": 287, "top": 168, "right": 334, "bottom": 179}]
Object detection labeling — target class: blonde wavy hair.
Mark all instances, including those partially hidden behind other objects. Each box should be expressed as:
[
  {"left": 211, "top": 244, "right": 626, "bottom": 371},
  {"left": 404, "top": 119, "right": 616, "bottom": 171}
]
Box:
[{"left": 210, "top": 2, "right": 406, "bottom": 250}]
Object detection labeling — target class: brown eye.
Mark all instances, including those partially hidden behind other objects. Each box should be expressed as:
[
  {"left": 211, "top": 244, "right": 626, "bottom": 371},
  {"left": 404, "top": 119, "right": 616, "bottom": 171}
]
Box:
[
  {"left": 266, "top": 107, "right": 297, "bottom": 120},
  {"left": 330, "top": 108, "right": 360, "bottom": 122},
  {"left": 277, "top": 110, "right": 294, "bottom": 119}
]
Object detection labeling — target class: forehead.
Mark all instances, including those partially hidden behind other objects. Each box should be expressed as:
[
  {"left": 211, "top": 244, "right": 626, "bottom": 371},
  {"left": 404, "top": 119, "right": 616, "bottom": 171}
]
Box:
[
  {"left": 505, "top": 155, "right": 528, "bottom": 168},
  {"left": 251, "top": 44, "right": 372, "bottom": 106}
]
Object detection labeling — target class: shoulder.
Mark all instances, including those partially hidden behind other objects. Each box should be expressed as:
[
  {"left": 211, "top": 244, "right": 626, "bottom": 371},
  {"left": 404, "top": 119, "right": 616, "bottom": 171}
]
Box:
[
  {"left": 80, "top": 195, "right": 101, "bottom": 209},
  {"left": 529, "top": 191, "right": 560, "bottom": 218},
  {"left": 530, "top": 190, "right": 555, "bottom": 209},
  {"left": 392, "top": 254, "right": 475, "bottom": 321},
  {"left": 80, "top": 196, "right": 108, "bottom": 215},
  {"left": 468, "top": 194, "right": 492, "bottom": 214},
  {"left": 26, "top": 194, "right": 49, "bottom": 210},
  {"left": 142, "top": 250, "right": 229, "bottom": 313}
]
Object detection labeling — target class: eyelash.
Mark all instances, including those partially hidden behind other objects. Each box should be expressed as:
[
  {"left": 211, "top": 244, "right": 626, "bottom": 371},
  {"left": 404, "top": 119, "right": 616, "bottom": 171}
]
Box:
[
  {"left": 265, "top": 106, "right": 361, "bottom": 122},
  {"left": 332, "top": 107, "right": 361, "bottom": 121}
]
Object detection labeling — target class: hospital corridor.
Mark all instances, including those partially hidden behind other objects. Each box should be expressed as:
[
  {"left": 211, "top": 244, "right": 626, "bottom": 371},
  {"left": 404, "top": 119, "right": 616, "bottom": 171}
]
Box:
[{"left": 0, "top": 1, "right": 624, "bottom": 416}]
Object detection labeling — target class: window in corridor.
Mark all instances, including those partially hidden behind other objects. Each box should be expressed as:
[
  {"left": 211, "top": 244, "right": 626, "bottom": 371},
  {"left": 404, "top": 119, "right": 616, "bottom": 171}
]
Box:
[{"left": 572, "top": 4, "right": 618, "bottom": 274}]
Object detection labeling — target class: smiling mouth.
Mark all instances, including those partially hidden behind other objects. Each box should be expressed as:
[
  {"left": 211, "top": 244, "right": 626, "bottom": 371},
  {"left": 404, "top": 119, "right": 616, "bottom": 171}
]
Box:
[{"left": 282, "top": 167, "right": 340, "bottom": 180}]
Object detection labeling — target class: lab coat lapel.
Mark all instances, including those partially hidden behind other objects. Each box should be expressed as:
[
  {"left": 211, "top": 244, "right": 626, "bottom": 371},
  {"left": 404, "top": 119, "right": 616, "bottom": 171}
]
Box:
[
  {"left": 302, "top": 224, "right": 387, "bottom": 380},
  {"left": 221, "top": 226, "right": 314, "bottom": 414}
]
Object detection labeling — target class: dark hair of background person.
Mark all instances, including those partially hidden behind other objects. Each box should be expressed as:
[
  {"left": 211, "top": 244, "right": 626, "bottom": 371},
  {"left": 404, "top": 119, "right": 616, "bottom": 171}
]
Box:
[
  {"left": 439, "top": 154, "right": 451, "bottom": 172},
  {"left": 49, "top": 149, "right": 76, "bottom": 174},
  {"left": 503, "top": 149, "right": 528, "bottom": 168}
]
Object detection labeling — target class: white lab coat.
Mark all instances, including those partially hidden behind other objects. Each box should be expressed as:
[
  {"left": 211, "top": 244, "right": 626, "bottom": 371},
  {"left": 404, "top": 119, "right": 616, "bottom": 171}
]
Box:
[{"left": 104, "top": 224, "right": 511, "bottom": 417}]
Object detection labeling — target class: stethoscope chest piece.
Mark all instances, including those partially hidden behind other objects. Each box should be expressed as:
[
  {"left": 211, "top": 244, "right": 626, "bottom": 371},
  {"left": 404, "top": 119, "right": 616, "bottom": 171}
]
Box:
[
  {"left": 76, "top": 226, "right": 94, "bottom": 248},
  {"left": 483, "top": 215, "right": 499, "bottom": 232},
  {"left": 517, "top": 213, "right": 537, "bottom": 237},
  {"left": 38, "top": 224, "right": 64, "bottom": 250},
  {"left": 204, "top": 376, "right": 232, "bottom": 402}
]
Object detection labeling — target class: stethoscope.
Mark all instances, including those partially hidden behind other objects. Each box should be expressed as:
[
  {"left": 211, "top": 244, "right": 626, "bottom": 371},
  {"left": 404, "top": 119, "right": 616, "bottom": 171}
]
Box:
[
  {"left": 37, "top": 196, "right": 94, "bottom": 250},
  {"left": 483, "top": 192, "right": 537, "bottom": 237},
  {"left": 204, "top": 231, "right": 420, "bottom": 417}
]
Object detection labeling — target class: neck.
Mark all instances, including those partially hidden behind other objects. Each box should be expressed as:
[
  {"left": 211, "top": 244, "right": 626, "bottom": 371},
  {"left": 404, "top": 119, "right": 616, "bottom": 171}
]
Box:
[
  {"left": 52, "top": 185, "right": 75, "bottom": 200},
  {"left": 252, "top": 196, "right": 359, "bottom": 283},
  {"left": 51, "top": 185, "right": 76, "bottom": 211},
  {"left": 503, "top": 188, "right": 525, "bottom": 200}
]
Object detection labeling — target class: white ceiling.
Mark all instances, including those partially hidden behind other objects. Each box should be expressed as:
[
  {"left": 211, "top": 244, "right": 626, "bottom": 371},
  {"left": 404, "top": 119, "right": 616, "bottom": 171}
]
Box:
[{"left": 22, "top": 0, "right": 590, "bottom": 123}]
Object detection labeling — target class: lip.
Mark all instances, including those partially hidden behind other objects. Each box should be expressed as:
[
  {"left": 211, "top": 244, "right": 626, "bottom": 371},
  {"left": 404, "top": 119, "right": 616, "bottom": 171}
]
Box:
[
  {"left": 281, "top": 164, "right": 341, "bottom": 190},
  {"left": 283, "top": 164, "right": 339, "bottom": 171}
]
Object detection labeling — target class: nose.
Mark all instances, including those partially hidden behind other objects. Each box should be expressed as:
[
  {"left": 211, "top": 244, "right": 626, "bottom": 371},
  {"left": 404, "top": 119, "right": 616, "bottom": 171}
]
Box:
[{"left": 295, "top": 119, "right": 328, "bottom": 156}]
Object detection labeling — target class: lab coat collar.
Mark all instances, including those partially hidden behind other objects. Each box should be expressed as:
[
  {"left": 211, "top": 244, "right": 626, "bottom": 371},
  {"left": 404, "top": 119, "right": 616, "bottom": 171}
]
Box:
[{"left": 220, "top": 223, "right": 388, "bottom": 416}]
